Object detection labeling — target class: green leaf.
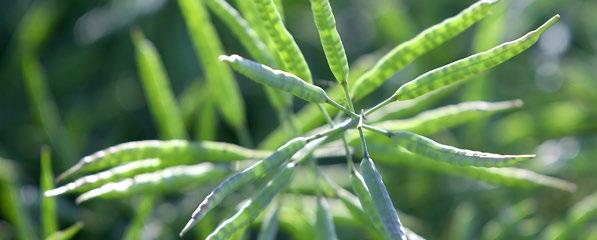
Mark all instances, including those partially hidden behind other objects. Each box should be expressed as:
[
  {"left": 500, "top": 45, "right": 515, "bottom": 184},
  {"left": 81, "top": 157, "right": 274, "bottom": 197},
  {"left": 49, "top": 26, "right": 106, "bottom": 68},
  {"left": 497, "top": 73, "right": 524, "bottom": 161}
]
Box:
[
  {"left": 310, "top": 0, "right": 349, "bottom": 82},
  {"left": 393, "top": 15, "right": 560, "bottom": 100},
  {"left": 0, "top": 159, "right": 34, "bottom": 240},
  {"left": 57, "top": 140, "right": 267, "bottom": 181},
  {"left": 76, "top": 163, "right": 227, "bottom": 203},
  {"left": 40, "top": 147, "right": 57, "bottom": 237},
  {"left": 350, "top": 0, "right": 498, "bottom": 100},
  {"left": 123, "top": 196, "right": 154, "bottom": 240},
  {"left": 359, "top": 156, "right": 407, "bottom": 240},
  {"left": 203, "top": 163, "right": 296, "bottom": 239},
  {"left": 251, "top": 0, "right": 313, "bottom": 82},
  {"left": 390, "top": 130, "right": 535, "bottom": 167},
  {"left": 177, "top": 0, "right": 247, "bottom": 131},
  {"left": 221, "top": 55, "right": 329, "bottom": 103},
  {"left": 131, "top": 29, "right": 187, "bottom": 140},
  {"left": 46, "top": 222, "right": 84, "bottom": 240}
]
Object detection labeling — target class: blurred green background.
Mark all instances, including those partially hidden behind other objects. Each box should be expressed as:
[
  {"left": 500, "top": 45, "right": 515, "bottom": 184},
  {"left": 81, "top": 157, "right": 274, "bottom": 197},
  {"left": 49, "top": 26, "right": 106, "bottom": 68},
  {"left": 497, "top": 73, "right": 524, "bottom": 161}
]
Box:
[{"left": 1, "top": 0, "right": 596, "bottom": 239}]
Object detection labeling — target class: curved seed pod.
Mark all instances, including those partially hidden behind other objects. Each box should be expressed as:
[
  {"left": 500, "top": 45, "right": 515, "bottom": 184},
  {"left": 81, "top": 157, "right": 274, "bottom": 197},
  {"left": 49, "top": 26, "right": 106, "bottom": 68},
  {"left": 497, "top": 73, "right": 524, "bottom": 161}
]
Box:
[
  {"left": 205, "top": 0, "right": 273, "bottom": 65},
  {"left": 221, "top": 55, "right": 329, "bottom": 103},
  {"left": 394, "top": 15, "right": 560, "bottom": 100},
  {"left": 203, "top": 163, "right": 296, "bottom": 240},
  {"left": 315, "top": 197, "right": 339, "bottom": 240},
  {"left": 46, "top": 222, "right": 84, "bottom": 240},
  {"left": 257, "top": 205, "right": 281, "bottom": 240},
  {"left": 180, "top": 137, "right": 307, "bottom": 235},
  {"left": 76, "top": 163, "right": 226, "bottom": 203},
  {"left": 177, "top": 0, "right": 247, "bottom": 130},
  {"left": 350, "top": 170, "right": 388, "bottom": 238},
  {"left": 40, "top": 147, "right": 57, "bottom": 237},
  {"left": 131, "top": 30, "right": 187, "bottom": 140},
  {"left": 360, "top": 156, "right": 407, "bottom": 240},
  {"left": 309, "top": 0, "right": 349, "bottom": 82},
  {"left": 363, "top": 139, "right": 576, "bottom": 192},
  {"left": 204, "top": 0, "right": 292, "bottom": 111},
  {"left": 391, "top": 131, "right": 534, "bottom": 167},
  {"left": 57, "top": 140, "right": 268, "bottom": 181},
  {"left": 46, "top": 159, "right": 162, "bottom": 197},
  {"left": 372, "top": 100, "right": 523, "bottom": 135},
  {"left": 251, "top": 0, "right": 312, "bottom": 82},
  {"left": 350, "top": 0, "right": 498, "bottom": 99}
]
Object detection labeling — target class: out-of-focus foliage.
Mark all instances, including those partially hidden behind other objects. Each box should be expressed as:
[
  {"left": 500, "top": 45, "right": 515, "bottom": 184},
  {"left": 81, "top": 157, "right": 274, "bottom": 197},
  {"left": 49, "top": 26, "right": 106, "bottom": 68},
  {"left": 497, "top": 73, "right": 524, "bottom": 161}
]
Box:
[{"left": 1, "top": 0, "right": 595, "bottom": 239}]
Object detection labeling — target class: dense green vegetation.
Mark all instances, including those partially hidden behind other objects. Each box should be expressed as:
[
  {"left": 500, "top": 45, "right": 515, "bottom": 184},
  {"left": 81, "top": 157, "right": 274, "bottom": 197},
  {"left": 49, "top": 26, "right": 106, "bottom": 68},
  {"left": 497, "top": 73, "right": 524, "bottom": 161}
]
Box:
[{"left": 1, "top": 0, "right": 596, "bottom": 239}]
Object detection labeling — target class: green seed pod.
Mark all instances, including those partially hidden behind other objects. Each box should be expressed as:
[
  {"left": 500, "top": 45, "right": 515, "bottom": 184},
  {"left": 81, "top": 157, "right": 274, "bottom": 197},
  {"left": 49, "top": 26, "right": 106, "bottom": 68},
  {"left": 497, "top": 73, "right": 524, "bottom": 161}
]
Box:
[
  {"left": 57, "top": 140, "right": 268, "bottom": 181},
  {"left": 131, "top": 30, "right": 187, "bottom": 140},
  {"left": 76, "top": 163, "right": 227, "bottom": 203},
  {"left": 359, "top": 156, "right": 407, "bottom": 240},
  {"left": 364, "top": 138, "right": 576, "bottom": 192},
  {"left": 221, "top": 55, "right": 329, "bottom": 103},
  {"left": 46, "top": 159, "right": 162, "bottom": 197},
  {"left": 350, "top": 0, "right": 498, "bottom": 100},
  {"left": 309, "top": 0, "right": 349, "bottom": 82},
  {"left": 177, "top": 0, "right": 247, "bottom": 129},
  {"left": 180, "top": 137, "right": 307, "bottom": 235},
  {"left": 392, "top": 131, "right": 534, "bottom": 167},
  {"left": 204, "top": 163, "right": 296, "bottom": 240},
  {"left": 251, "top": 0, "right": 312, "bottom": 82},
  {"left": 315, "top": 197, "right": 339, "bottom": 240},
  {"left": 204, "top": 0, "right": 292, "bottom": 111},
  {"left": 373, "top": 100, "right": 523, "bottom": 135},
  {"left": 350, "top": 170, "right": 388, "bottom": 238},
  {"left": 394, "top": 15, "right": 559, "bottom": 100},
  {"left": 256, "top": 205, "right": 281, "bottom": 240}
]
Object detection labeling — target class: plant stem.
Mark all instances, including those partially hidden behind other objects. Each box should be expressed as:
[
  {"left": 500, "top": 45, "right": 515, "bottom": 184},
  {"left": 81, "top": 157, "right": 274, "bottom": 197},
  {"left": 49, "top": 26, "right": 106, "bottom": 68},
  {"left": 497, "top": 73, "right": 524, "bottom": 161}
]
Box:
[
  {"left": 235, "top": 124, "right": 254, "bottom": 148},
  {"left": 340, "top": 81, "right": 355, "bottom": 112},
  {"left": 356, "top": 112, "right": 370, "bottom": 157},
  {"left": 363, "top": 124, "right": 394, "bottom": 138},
  {"left": 364, "top": 93, "right": 397, "bottom": 116},
  {"left": 326, "top": 98, "right": 359, "bottom": 119},
  {"left": 305, "top": 118, "right": 356, "bottom": 142}
]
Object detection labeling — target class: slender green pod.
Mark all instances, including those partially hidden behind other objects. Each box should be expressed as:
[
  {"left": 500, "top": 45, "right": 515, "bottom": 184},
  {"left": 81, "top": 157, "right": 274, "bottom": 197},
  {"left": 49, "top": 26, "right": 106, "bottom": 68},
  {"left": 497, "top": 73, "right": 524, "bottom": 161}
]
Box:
[
  {"left": 350, "top": 170, "right": 387, "bottom": 237},
  {"left": 76, "top": 163, "right": 227, "bottom": 203},
  {"left": 359, "top": 156, "right": 407, "bottom": 240},
  {"left": 57, "top": 140, "right": 268, "bottom": 181},
  {"left": 372, "top": 100, "right": 523, "bottom": 134},
  {"left": 221, "top": 55, "right": 328, "bottom": 103},
  {"left": 203, "top": 163, "right": 296, "bottom": 239},
  {"left": 363, "top": 139, "right": 576, "bottom": 192},
  {"left": 46, "top": 222, "right": 84, "bottom": 240},
  {"left": 394, "top": 15, "right": 560, "bottom": 100},
  {"left": 205, "top": 0, "right": 274, "bottom": 65},
  {"left": 391, "top": 130, "right": 534, "bottom": 167},
  {"left": 46, "top": 159, "right": 162, "bottom": 197},
  {"left": 177, "top": 0, "right": 247, "bottom": 130},
  {"left": 40, "top": 147, "right": 57, "bottom": 237},
  {"left": 180, "top": 137, "right": 307, "bottom": 235},
  {"left": 315, "top": 197, "right": 339, "bottom": 240},
  {"left": 251, "top": 0, "right": 312, "bottom": 82},
  {"left": 131, "top": 30, "right": 187, "bottom": 140},
  {"left": 204, "top": 0, "right": 292, "bottom": 111},
  {"left": 350, "top": 0, "right": 498, "bottom": 99},
  {"left": 257, "top": 204, "right": 281, "bottom": 240},
  {"left": 309, "top": 0, "right": 349, "bottom": 82}
]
